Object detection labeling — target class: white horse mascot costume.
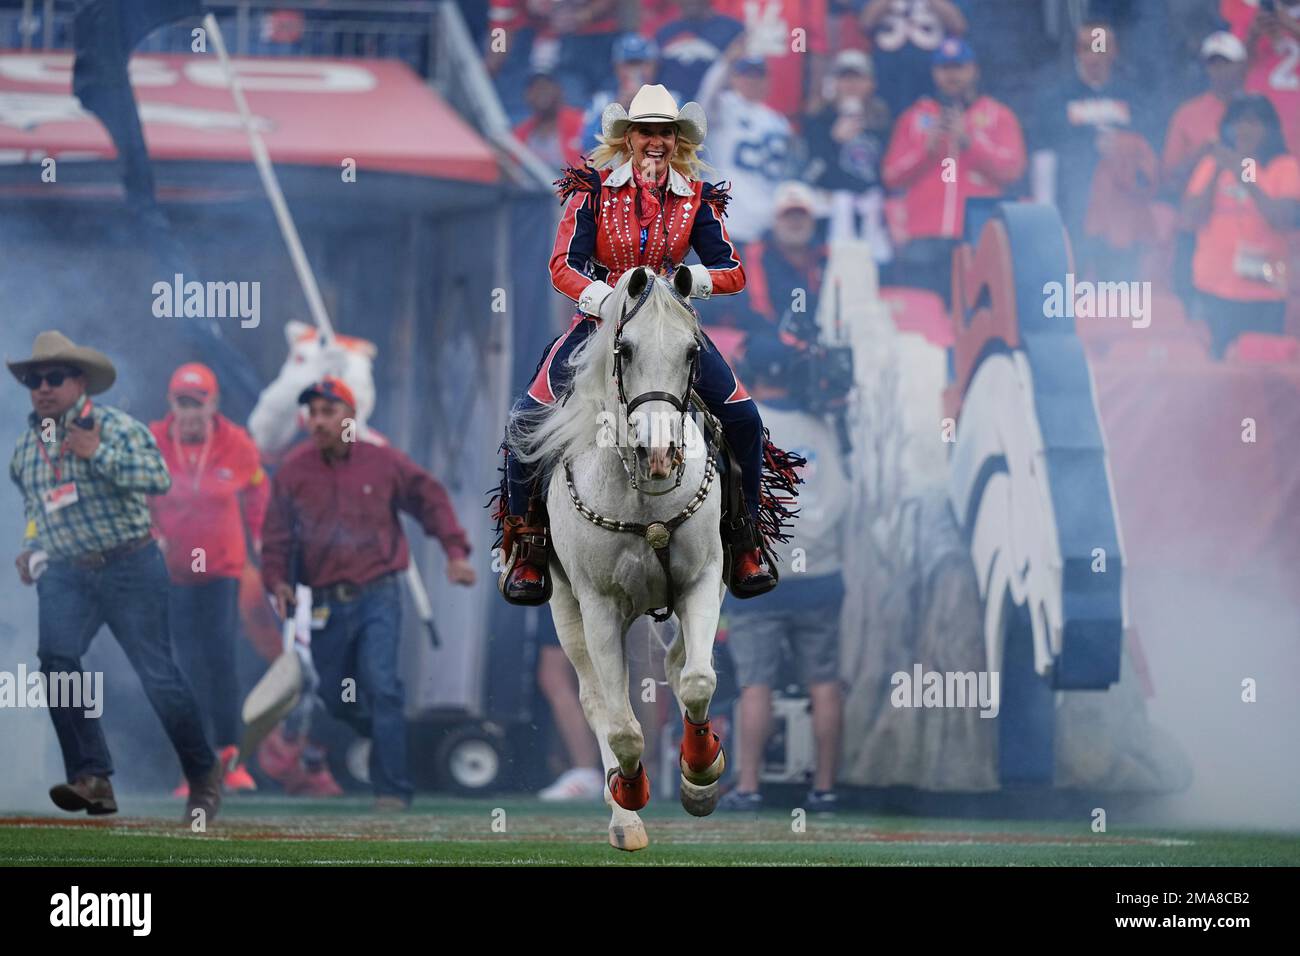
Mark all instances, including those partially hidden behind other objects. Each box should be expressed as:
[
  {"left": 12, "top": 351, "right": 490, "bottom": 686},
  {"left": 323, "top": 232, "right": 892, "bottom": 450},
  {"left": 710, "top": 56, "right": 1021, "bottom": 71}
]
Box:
[{"left": 507, "top": 266, "right": 740, "bottom": 851}]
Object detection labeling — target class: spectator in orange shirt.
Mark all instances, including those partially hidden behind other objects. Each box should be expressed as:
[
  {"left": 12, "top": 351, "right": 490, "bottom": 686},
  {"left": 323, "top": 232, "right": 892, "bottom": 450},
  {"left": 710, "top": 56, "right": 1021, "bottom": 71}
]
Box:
[
  {"left": 881, "top": 38, "right": 1025, "bottom": 302},
  {"left": 1183, "top": 95, "right": 1300, "bottom": 357},
  {"left": 149, "top": 363, "right": 270, "bottom": 796},
  {"left": 514, "top": 68, "right": 588, "bottom": 170},
  {"left": 1163, "top": 31, "right": 1249, "bottom": 305}
]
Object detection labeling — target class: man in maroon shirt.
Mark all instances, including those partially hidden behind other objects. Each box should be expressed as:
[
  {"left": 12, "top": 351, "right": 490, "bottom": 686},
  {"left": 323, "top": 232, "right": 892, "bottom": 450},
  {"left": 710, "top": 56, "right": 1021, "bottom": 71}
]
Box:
[{"left": 261, "top": 376, "right": 475, "bottom": 809}]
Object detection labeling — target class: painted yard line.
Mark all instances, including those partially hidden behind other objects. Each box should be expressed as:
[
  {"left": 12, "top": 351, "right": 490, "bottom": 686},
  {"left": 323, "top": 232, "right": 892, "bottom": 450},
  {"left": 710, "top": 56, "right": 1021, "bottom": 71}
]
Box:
[{"left": 0, "top": 820, "right": 1196, "bottom": 848}]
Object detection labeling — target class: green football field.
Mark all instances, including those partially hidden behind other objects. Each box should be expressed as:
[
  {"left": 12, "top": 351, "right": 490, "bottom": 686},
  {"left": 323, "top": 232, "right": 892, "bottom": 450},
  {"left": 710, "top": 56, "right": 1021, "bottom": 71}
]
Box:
[{"left": 1, "top": 796, "right": 1297, "bottom": 866}]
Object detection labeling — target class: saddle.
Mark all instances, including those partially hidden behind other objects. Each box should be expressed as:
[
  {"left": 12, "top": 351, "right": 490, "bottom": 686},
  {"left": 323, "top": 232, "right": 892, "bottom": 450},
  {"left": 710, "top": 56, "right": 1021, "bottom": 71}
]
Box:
[{"left": 497, "top": 394, "right": 781, "bottom": 608}]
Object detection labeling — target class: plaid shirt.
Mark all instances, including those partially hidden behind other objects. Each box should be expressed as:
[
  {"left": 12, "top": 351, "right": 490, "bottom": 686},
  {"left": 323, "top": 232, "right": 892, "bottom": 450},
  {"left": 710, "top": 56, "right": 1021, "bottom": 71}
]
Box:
[{"left": 10, "top": 394, "right": 172, "bottom": 558}]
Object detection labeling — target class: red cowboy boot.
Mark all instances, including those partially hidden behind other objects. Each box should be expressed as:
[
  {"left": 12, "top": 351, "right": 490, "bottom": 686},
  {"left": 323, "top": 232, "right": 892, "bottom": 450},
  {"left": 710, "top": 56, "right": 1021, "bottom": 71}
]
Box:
[
  {"left": 732, "top": 548, "right": 775, "bottom": 594},
  {"left": 499, "top": 502, "right": 551, "bottom": 606}
]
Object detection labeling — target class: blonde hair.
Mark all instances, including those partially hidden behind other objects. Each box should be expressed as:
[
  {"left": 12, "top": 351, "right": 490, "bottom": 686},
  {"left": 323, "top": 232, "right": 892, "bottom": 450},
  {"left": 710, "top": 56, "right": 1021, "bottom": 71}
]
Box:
[{"left": 588, "top": 126, "right": 711, "bottom": 180}]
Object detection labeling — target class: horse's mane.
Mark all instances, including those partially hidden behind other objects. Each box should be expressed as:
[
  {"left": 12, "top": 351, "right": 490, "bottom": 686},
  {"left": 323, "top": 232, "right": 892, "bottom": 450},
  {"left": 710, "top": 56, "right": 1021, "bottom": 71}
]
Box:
[{"left": 506, "top": 273, "right": 701, "bottom": 477}]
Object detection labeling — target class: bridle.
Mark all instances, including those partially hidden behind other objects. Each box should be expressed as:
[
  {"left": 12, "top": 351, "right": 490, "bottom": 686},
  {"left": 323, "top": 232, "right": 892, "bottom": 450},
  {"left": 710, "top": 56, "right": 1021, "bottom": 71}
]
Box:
[
  {"left": 610, "top": 276, "right": 704, "bottom": 494},
  {"left": 562, "top": 271, "right": 718, "bottom": 622}
]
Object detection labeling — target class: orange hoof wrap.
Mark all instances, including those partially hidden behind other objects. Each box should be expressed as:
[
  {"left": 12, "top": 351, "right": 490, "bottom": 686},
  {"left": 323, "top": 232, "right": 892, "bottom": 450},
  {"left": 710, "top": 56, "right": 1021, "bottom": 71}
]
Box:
[
  {"left": 680, "top": 716, "right": 725, "bottom": 785},
  {"left": 607, "top": 764, "right": 651, "bottom": 812}
]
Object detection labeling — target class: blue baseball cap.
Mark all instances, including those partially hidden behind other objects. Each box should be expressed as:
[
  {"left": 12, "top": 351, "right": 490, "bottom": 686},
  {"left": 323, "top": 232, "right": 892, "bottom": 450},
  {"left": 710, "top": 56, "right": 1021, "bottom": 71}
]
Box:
[
  {"left": 734, "top": 55, "right": 768, "bottom": 75},
  {"left": 613, "top": 33, "right": 657, "bottom": 64},
  {"left": 932, "top": 37, "right": 976, "bottom": 66}
]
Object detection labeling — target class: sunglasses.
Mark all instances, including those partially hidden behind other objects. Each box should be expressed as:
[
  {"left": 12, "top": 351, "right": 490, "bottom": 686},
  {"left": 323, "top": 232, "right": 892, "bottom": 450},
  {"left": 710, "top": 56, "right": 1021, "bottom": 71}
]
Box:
[{"left": 22, "top": 368, "right": 81, "bottom": 390}]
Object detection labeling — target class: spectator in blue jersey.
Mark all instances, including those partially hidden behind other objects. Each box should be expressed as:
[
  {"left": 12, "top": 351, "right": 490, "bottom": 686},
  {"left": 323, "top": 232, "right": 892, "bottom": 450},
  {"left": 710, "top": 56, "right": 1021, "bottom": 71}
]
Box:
[
  {"left": 801, "top": 48, "right": 893, "bottom": 256},
  {"left": 858, "top": 0, "right": 970, "bottom": 117},
  {"left": 718, "top": 330, "right": 849, "bottom": 814},
  {"left": 654, "top": 0, "right": 745, "bottom": 101},
  {"left": 697, "top": 48, "right": 796, "bottom": 244},
  {"left": 579, "top": 34, "right": 666, "bottom": 153}
]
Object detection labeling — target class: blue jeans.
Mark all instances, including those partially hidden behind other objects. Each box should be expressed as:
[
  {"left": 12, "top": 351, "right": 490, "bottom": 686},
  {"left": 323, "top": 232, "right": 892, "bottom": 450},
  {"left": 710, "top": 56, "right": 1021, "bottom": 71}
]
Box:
[
  {"left": 169, "top": 577, "right": 241, "bottom": 748},
  {"left": 505, "top": 318, "right": 764, "bottom": 520},
  {"left": 36, "top": 542, "right": 215, "bottom": 783},
  {"left": 309, "top": 574, "right": 412, "bottom": 801}
]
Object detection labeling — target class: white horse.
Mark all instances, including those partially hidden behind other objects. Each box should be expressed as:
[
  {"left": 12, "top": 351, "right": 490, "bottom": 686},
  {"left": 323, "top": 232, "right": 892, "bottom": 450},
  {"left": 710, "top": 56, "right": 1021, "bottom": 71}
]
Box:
[
  {"left": 247, "top": 320, "right": 382, "bottom": 457},
  {"left": 508, "top": 266, "right": 729, "bottom": 852}
]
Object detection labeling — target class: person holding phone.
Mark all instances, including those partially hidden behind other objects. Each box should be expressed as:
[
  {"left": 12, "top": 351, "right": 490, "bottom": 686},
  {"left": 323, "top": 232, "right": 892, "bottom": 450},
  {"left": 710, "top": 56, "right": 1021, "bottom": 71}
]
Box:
[
  {"left": 1182, "top": 94, "right": 1300, "bottom": 357},
  {"left": 7, "top": 330, "right": 221, "bottom": 822}
]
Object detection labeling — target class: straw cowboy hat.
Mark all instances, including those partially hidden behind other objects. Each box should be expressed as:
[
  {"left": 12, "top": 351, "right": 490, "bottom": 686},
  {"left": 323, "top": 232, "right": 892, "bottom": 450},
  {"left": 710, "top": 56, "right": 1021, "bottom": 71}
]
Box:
[
  {"left": 602, "top": 84, "right": 707, "bottom": 145},
  {"left": 6, "top": 330, "right": 117, "bottom": 395}
]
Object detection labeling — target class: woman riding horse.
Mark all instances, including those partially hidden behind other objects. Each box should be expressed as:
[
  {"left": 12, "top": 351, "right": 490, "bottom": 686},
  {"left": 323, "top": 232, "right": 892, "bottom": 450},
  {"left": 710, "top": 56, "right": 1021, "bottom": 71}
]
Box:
[{"left": 499, "top": 84, "right": 777, "bottom": 604}]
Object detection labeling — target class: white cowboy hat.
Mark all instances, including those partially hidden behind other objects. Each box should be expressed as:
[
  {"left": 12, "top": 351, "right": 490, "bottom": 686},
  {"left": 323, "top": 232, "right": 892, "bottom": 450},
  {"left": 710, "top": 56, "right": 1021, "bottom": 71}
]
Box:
[
  {"left": 6, "top": 329, "right": 117, "bottom": 395},
  {"left": 602, "top": 84, "right": 707, "bottom": 145}
]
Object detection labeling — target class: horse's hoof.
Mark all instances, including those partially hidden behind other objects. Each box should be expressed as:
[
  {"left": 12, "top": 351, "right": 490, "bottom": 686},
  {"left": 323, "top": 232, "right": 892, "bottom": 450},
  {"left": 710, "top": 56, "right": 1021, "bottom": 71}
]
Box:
[
  {"left": 608, "top": 820, "right": 649, "bottom": 852},
  {"left": 680, "top": 744, "right": 726, "bottom": 787},
  {"left": 679, "top": 776, "right": 721, "bottom": 817},
  {"left": 607, "top": 765, "right": 650, "bottom": 812}
]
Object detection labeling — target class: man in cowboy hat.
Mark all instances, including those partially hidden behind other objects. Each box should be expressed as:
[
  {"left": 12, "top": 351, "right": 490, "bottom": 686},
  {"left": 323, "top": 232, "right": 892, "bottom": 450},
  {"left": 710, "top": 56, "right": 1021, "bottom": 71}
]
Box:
[
  {"left": 261, "top": 375, "right": 476, "bottom": 810},
  {"left": 7, "top": 330, "right": 222, "bottom": 822}
]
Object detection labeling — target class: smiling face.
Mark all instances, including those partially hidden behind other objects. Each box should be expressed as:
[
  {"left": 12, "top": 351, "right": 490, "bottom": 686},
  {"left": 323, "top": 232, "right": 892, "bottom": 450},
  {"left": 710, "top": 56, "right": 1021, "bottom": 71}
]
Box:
[
  {"left": 25, "top": 364, "right": 86, "bottom": 421},
  {"left": 628, "top": 122, "right": 678, "bottom": 179}
]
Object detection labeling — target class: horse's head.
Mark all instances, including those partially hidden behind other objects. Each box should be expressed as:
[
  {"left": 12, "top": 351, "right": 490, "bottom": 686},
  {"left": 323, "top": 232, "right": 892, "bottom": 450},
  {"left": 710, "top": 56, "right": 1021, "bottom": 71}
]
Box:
[{"left": 609, "top": 266, "right": 703, "bottom": 486}]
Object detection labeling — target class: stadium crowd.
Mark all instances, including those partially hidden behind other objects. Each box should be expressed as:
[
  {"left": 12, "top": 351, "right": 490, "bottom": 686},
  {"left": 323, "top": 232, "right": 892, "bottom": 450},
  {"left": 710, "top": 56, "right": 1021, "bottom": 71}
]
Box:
[{"left": 497, "top": 0, "right": 1299, "bottom": 339}]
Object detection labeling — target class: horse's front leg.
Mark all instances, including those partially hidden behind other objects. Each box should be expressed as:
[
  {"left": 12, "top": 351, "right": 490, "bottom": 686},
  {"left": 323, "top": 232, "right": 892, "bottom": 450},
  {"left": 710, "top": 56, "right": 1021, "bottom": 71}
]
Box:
[
  {"left": 581, "top": 602, "right": 650, "bottom": 812},
  {"left": 669, "top": 578, "right": 726, "bottom": 816},
  {"left": 550, "top": 574, "right": 648, "bottom": 851}
]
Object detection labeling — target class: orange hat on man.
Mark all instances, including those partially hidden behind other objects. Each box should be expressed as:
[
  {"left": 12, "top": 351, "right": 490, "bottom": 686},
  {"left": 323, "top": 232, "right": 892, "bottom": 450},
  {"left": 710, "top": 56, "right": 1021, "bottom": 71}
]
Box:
[
  {"left": 297, "top": 375, "right": 356, "bottom": 413},
  {"left": 168, "top": 362, "right": 219, "bottom": 402}
]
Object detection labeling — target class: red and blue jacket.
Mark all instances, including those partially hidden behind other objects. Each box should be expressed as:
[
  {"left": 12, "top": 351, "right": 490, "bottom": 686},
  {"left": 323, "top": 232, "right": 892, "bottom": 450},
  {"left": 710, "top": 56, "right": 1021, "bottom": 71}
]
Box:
[{"left": 550, "top": 159, "right": 745, "bottom": 317}]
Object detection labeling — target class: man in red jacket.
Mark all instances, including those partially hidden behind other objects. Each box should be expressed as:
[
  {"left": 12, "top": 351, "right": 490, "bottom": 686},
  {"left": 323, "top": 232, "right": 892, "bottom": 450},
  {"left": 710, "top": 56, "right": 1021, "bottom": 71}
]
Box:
[
  {"left": 150, "top": 363, "right": 269, "bottom": 795},
  {"left": 261, "top": 376, "right": 476, "bottom": 810},
  {"left": 882, "top": 38, "right": 1026, "bottom": 302}
]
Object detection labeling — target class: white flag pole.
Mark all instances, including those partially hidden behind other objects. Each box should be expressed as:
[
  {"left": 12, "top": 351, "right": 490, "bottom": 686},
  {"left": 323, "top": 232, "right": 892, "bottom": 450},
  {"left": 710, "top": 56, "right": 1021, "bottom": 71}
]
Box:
[{"left": 203, "top": 13, "right": 335, "bottom": 342}]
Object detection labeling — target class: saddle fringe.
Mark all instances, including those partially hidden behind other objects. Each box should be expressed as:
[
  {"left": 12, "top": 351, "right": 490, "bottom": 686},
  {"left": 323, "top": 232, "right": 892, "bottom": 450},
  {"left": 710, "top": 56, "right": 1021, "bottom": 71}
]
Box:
[
  {"left": 485, "top": 440, "right": 509, "bottom": 552},
  {"left": 755, "top": 427, "right": 805, "bottom": 554}
]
